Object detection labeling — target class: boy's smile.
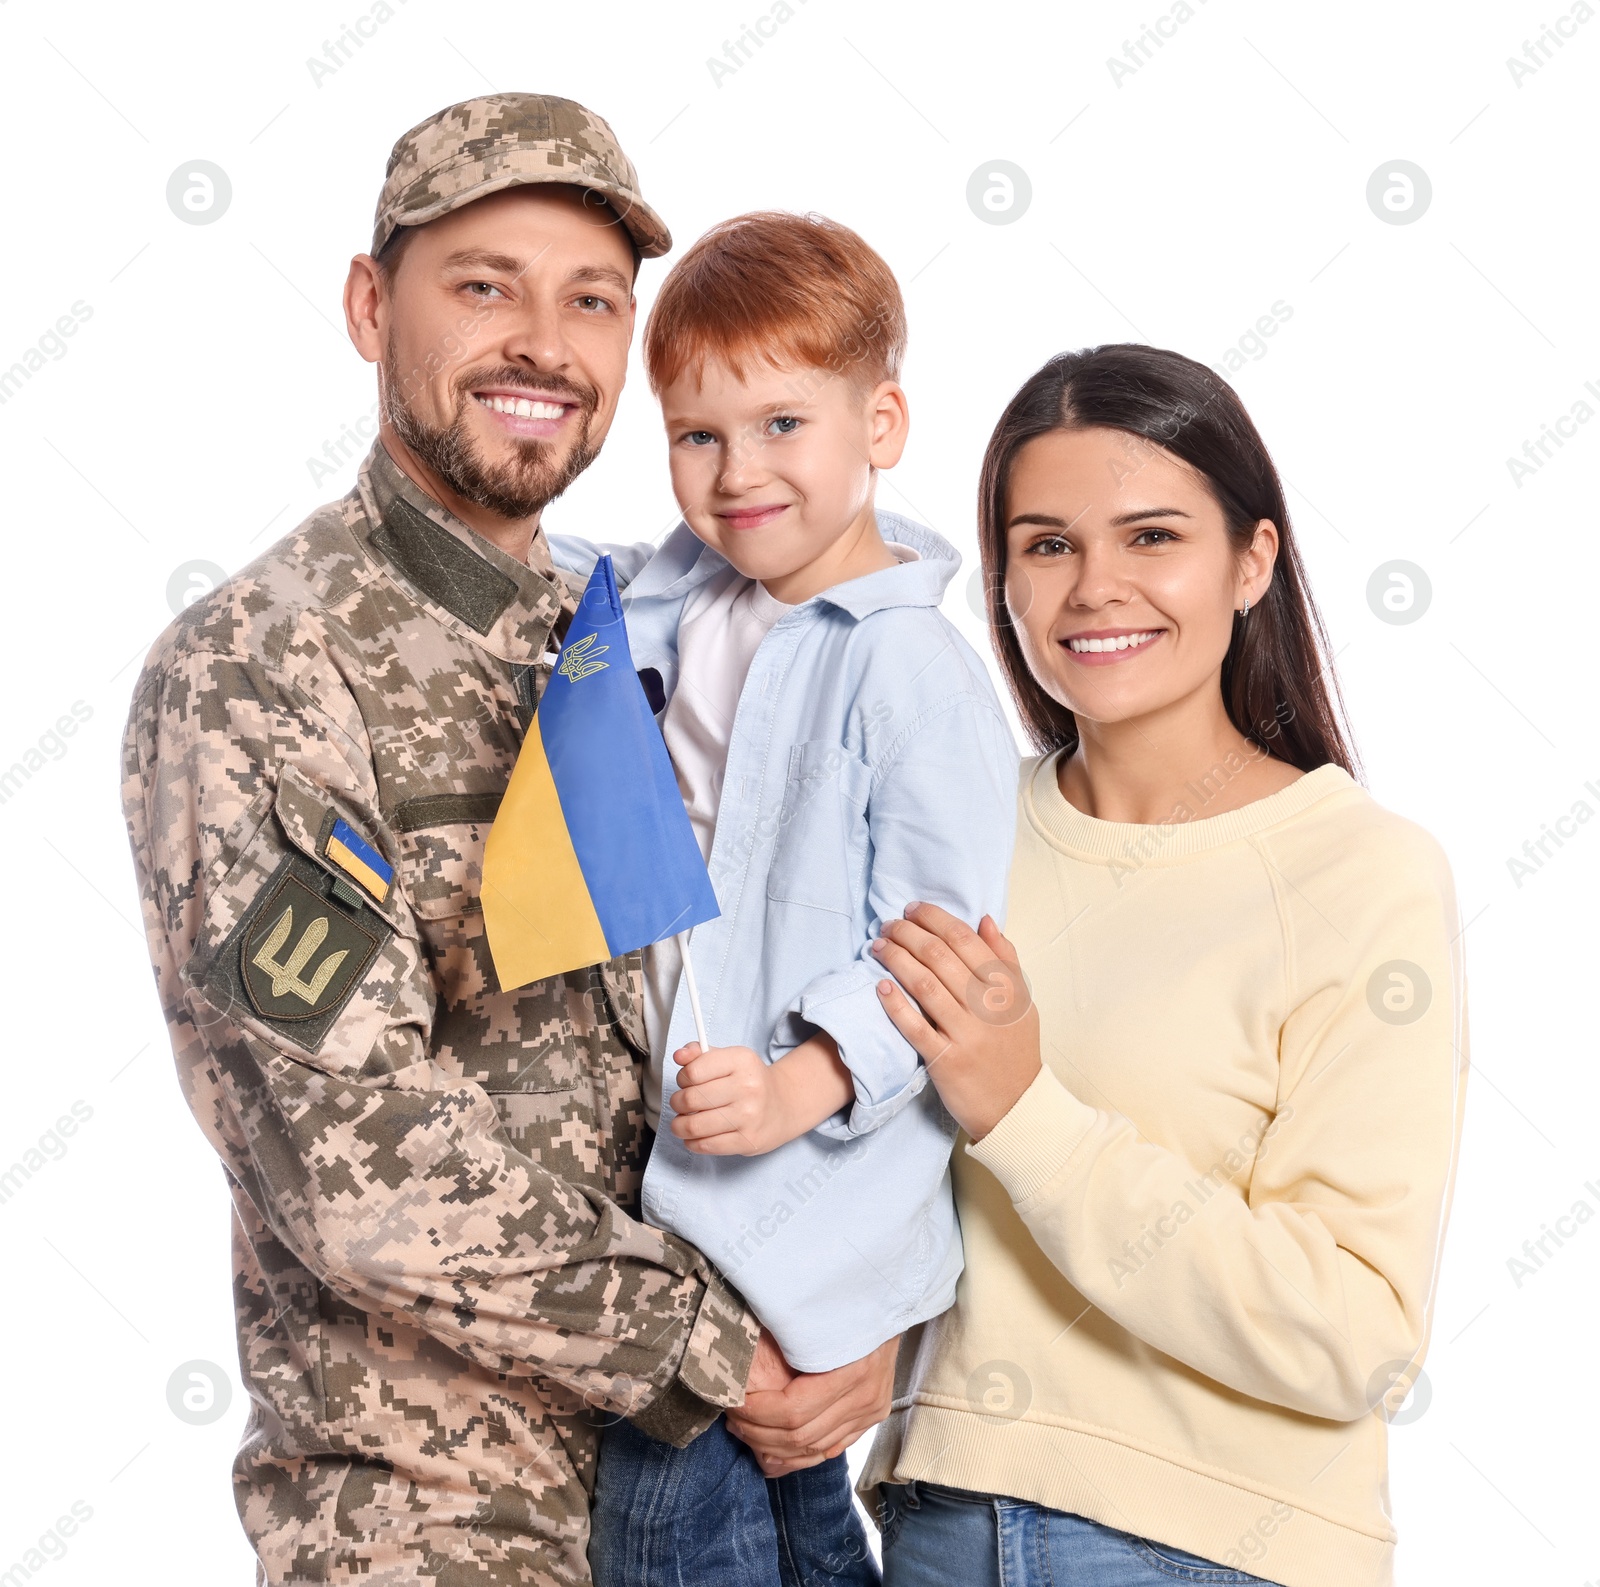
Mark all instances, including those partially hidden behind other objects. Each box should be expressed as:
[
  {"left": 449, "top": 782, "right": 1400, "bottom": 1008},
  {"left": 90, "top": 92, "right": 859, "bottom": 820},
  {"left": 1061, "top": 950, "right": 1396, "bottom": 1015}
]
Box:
[
  {"left": 716, "top": 502, "right": 791, "bottom": 530},
  {"left": 658, "top": 356, "right": 911, "bottom": 605}
]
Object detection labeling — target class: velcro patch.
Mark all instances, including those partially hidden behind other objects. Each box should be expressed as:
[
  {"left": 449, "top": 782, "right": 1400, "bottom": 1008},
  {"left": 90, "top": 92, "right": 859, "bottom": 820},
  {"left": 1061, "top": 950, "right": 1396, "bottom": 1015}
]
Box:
[
  {"left": 323, "top": 816, "right": 394, "bottom": 903},
  {"left": 243, "top": 872, "right": 382, "bottom": 1021},
  {"left": 199, "top": 853, "right": 395, "bottom": 1053}
]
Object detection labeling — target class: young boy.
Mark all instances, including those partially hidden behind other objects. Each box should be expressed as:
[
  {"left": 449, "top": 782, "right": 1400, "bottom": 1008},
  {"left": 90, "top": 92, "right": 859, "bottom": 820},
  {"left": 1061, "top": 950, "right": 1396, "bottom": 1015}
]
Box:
[{"left": 552, "top": 212, "right": 1018, "bottom": 1585}]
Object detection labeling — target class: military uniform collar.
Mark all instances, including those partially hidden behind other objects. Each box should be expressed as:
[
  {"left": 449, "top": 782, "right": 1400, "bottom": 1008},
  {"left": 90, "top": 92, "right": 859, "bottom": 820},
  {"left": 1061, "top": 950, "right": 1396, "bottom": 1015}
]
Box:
[{"left": 354, "top": 439, "right": 573, "bottom": 664}]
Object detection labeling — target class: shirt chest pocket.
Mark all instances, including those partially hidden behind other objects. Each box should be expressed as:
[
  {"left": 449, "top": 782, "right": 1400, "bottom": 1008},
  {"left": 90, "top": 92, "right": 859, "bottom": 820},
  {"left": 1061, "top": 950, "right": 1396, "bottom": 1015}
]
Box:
[{"left": 765, "top": 740, "right": 872, "bottom": 917}]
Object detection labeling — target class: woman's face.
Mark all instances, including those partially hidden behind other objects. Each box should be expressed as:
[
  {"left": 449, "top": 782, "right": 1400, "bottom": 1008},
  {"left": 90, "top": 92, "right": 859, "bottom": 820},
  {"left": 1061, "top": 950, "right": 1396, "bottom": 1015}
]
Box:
[{"left": 1003, "top": 426, "right": 1276, "bottom": 733}]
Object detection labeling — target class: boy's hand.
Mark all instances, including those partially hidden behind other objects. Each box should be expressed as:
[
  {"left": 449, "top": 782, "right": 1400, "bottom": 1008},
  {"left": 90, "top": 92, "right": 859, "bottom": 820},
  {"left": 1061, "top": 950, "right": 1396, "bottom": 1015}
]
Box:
[
  {"left": 668, "top": 1043, "right": 791, "bottom": 1156},
  {"left": 669, "top": 1033, "right": 856, "bottom": 1156}
]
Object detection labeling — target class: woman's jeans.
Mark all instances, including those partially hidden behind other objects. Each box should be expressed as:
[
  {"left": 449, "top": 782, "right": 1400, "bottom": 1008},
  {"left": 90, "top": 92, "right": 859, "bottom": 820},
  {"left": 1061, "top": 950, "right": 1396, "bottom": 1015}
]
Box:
[
  {"left": 878, "top": 1482, "right": 1282, "bottom": 1586},
  {"left": 590, "top": 1413, "right": 879, "bottom": 1587}
]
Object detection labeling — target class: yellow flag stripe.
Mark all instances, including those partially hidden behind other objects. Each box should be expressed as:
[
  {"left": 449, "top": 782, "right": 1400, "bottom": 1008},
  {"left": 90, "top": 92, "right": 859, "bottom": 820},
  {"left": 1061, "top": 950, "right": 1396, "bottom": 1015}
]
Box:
[
  {"left": 325, "top": 836, "right": 391, "bottom": 902},
  {"left": 481, "top": 716, "right": 611, "bottom": 990}
]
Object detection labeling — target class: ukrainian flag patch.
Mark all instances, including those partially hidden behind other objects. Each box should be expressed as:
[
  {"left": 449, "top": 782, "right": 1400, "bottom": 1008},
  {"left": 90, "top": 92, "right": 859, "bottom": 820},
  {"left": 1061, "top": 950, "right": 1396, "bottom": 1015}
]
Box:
[{"left": 324, "top": 817, "right": 393, "bottom": 904}]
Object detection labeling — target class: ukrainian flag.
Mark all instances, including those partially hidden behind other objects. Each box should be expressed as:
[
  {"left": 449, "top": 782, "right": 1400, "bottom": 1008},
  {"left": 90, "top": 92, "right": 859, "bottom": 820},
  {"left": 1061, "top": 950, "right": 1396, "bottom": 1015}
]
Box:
[{"left": 481, "top": 555, "right": 720, "bottom": 992}]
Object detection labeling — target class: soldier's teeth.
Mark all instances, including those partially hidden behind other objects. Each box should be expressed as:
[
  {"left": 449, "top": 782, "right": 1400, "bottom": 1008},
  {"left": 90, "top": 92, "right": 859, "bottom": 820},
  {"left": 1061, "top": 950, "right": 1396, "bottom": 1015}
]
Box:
[{"left": 477, "top": 395, "right": 566, "bottom": 419}]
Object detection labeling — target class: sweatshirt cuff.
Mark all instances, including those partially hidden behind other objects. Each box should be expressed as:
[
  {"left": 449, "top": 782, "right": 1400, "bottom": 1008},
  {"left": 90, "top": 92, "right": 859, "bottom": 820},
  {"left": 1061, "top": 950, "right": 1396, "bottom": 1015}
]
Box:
[
  {"left": 965, "top": 1066, "right": 1098, "bottom": 1204},
  {"left": 631, "top": 1269, "right": 759, "bottom": 1448}
]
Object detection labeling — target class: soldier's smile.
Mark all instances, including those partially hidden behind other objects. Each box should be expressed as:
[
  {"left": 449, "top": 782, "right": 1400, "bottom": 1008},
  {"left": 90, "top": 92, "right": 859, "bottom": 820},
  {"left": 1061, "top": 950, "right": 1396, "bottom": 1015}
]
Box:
[{"left": 471, "top": 385, "right": 581, "bottom": 440}]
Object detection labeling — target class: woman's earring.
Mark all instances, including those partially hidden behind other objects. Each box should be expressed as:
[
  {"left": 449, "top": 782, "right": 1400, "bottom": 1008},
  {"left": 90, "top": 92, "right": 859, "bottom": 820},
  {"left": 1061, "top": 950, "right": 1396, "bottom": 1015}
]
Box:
[{"left": 1239, "top": 597, "right": 1251, "bottom": 619}]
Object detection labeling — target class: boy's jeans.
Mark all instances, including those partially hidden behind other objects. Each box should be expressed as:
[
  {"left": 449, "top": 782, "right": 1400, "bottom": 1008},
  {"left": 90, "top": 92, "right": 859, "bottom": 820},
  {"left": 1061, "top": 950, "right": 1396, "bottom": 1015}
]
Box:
[{"left": 590, "top": 1414, "right": 879, "bottom": 1587}]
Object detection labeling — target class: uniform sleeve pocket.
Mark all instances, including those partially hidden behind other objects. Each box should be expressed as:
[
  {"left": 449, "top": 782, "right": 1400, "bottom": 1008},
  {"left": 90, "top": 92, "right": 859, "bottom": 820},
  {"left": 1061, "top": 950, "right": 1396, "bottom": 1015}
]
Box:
[
  {"left": 765, "top": 739, "right": 870, "bottom": 917},
  {"left": 184, "top": 770, "right": 421, "bottom": 1067},
  {"left": 273, "top": 763, "right": 409, "bottom": 932}
]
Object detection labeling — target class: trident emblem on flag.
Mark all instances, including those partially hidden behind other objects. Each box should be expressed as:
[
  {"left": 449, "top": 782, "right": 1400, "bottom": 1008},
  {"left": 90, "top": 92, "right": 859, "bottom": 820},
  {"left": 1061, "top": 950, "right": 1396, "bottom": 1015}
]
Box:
[{"left": 557, "top": 632, "right": 610, "bottom": 683}]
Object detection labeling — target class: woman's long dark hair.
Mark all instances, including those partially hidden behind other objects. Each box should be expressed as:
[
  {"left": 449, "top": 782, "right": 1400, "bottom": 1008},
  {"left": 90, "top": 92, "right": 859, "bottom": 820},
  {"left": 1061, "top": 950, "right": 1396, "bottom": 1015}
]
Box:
[{"left": 978, "top": 344, "right": 1358, "bottom": 777}]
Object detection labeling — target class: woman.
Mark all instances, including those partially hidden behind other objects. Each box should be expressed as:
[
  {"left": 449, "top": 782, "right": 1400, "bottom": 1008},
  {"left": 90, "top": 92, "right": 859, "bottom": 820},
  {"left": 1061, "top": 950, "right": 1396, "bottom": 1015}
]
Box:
[{"left": 859, "top": 345, "right": 1465, "bottom": 1586}]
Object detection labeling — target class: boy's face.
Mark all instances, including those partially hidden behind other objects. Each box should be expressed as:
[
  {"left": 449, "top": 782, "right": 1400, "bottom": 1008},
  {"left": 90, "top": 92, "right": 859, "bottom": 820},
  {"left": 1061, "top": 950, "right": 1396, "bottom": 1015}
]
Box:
[{"left": 659, "top": 358, "right": 905, "bottom": 584}]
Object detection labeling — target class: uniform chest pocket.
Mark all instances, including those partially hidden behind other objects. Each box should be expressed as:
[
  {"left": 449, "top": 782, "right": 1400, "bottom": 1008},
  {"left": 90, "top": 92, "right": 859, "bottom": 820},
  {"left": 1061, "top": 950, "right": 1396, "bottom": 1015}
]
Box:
[
  {"left": 390, "top": 792, "right": 503, "bottom": 919},
  {"left": 765, "top": 740, "right": 871, "bottom": 917},
  {"left": 390, "top": 790, "right": 625, "bottom": 1098}
]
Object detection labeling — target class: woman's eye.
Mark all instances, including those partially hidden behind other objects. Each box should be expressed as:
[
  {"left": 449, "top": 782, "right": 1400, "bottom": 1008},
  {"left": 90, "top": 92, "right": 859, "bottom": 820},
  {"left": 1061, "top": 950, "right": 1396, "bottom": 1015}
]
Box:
[
  {"left": 1026, "top": 535, "right": 1071, "bottom": 557},
  {"left": 1133, "top": 528, "right": 1177, "bottom": 546},
  {"left": 766, "top": 415, "right": 801, "bottom": 436}
]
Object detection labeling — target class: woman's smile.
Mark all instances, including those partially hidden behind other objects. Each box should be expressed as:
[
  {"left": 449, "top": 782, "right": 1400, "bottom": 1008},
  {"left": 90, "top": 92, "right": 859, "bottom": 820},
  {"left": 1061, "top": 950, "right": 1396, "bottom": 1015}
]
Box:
[
  {"left": 1059, "top": 626, "right": 1167, "bottom": 666},
  {"left": 872, "top": 344, "right": 1460, "bottom": 1587}
]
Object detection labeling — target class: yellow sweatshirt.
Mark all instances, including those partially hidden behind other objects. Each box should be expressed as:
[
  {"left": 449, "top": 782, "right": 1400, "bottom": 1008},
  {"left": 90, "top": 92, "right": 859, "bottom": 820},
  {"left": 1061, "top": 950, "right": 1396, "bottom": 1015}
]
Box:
[{"left": 864, "top": 756, "right": 1466, "bottom": 1587}]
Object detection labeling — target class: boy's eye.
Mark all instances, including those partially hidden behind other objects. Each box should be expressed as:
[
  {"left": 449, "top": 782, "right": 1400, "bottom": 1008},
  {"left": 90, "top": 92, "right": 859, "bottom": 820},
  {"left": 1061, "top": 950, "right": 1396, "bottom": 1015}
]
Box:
[
  {"left": 682, "top": 430, "right": 717, "bottom": 447},
  {"left": 765, "top": 415, "right": 802, "bottom": 436}
]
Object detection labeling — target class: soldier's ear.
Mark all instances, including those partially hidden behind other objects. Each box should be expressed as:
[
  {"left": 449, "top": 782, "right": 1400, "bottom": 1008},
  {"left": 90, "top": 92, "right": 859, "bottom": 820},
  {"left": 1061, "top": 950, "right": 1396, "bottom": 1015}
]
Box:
[{"left": 345, "top": 254, "right": 386, "bottom": 365}]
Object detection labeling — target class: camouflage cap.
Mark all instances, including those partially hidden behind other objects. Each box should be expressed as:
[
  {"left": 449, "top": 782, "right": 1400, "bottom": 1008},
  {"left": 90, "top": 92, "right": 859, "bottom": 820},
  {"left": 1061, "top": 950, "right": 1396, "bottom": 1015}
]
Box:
[{"left": 372, "top": 93, "right": 671, "bottom": 261}]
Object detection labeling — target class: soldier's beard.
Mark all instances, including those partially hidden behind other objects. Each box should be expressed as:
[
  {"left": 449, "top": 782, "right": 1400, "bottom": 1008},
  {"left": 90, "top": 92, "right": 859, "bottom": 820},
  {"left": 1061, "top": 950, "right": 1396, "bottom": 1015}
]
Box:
[{"left": 382, "top": 353, "right": 603, "bottom": 521}]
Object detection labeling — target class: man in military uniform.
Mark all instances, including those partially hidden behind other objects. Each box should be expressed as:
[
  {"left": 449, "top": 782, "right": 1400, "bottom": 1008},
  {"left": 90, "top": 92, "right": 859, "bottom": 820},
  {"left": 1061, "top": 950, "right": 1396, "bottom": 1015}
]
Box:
[{"left": 122, "top": 95, "right": 894, "bottom": 1585}]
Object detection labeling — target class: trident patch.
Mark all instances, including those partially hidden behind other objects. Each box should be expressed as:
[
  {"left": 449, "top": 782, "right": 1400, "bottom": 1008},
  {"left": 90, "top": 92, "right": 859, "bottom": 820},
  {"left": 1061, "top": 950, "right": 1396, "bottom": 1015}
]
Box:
[{"left": 241, "top": 873, "right": 381, "bottom": 1022}]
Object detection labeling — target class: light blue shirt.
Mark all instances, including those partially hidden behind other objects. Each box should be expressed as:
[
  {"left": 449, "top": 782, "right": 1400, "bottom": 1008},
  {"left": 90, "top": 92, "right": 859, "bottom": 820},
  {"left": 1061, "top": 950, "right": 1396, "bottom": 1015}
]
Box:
[{"left": 551, "top": 513, "right": 1018, "bottom": 1370}]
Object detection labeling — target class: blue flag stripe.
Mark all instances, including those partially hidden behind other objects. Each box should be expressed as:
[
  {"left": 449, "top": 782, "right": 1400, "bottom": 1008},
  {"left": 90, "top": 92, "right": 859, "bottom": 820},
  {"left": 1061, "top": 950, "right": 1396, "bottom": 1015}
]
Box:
[{"left": 540, "top": 556, "right": 720, "bottom": 957}]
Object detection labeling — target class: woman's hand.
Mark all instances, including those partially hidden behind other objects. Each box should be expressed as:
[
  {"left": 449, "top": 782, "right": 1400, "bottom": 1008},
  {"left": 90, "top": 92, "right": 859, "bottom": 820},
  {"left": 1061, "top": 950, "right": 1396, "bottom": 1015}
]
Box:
[
  {"left": 871, "top": 903, "right": 1042, "bottom": 1142},
  {"left": 726, "top": 1333, "right": 900, "bottom": 1477}
]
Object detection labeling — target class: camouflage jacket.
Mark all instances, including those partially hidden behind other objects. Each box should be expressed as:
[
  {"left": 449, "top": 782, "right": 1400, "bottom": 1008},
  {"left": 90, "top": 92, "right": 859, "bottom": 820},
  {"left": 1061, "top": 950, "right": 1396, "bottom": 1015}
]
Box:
[{"left": 121, "top": 440, "right": 757, "bottom": 1586}]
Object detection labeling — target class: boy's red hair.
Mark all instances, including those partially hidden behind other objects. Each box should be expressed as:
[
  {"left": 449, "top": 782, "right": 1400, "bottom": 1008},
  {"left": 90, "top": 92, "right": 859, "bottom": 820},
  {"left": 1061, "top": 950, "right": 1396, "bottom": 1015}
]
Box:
[{"left": 643, "top": 211, "right": 907, "bottom": 394}]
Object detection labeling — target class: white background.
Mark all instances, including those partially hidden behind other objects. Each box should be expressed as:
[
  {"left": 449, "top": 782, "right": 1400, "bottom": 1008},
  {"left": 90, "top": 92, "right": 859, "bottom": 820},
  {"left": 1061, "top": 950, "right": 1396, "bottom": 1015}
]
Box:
[{"left": 0, "top": 0, "right": 1595, "bottom": 1581}]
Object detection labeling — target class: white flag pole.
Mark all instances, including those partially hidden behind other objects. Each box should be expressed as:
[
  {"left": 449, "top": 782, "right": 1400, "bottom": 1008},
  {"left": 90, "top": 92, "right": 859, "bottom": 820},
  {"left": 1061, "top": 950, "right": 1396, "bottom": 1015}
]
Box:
[{"left": 675, "top": 929, "right": 710, "bottom": 1051}]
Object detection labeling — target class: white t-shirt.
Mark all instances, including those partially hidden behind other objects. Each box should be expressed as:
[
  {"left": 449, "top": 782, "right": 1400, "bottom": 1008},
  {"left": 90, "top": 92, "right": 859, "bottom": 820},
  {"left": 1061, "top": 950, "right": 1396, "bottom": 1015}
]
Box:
[
  {"left": 641, "top": 546, "right": 921, "bottom": 1129},
  {"left": 641, "top": 566, "right": 791, "bottom": 1126}
]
